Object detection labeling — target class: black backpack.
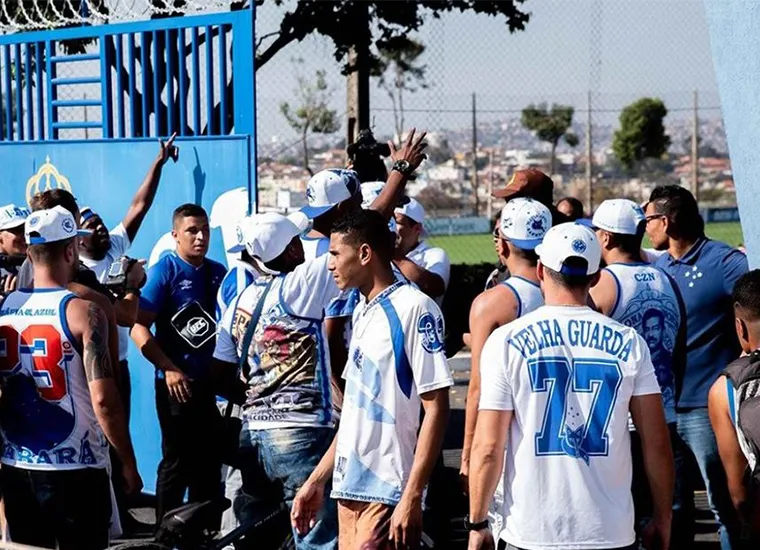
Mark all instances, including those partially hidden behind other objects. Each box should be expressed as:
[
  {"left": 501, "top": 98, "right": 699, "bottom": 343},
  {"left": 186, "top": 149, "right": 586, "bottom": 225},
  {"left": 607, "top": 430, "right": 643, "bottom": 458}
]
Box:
[{"left": 723, "top": 351, "right": 760, "bottom": 482}]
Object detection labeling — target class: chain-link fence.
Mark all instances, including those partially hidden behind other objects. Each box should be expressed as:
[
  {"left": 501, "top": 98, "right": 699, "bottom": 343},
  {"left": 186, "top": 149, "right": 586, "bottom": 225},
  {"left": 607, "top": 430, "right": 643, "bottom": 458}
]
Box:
[
  {"left": 255, "top": 0, "right": 743, "bottom": 265},
  {"left": 6, "top": 1, "right": 738, "bottom": 264}
]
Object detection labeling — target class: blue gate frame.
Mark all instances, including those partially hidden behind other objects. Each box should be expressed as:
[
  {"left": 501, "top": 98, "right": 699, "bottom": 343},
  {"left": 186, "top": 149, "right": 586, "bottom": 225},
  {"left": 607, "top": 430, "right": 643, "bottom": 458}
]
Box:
[{"left": 0, "top": 7, "right": 257, "bottom": 491}]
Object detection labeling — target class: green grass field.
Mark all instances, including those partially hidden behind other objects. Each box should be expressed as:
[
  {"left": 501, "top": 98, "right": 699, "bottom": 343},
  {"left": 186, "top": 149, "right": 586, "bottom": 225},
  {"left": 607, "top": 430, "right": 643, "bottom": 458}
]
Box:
[{"left": 428, "top": 222, "right": 745, "bottom": 265}]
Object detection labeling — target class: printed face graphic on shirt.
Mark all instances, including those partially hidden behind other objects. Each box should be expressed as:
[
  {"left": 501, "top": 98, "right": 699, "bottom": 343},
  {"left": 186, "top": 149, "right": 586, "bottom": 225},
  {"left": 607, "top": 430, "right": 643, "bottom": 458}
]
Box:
[{"left": 643, "top": 311, "right": 664, "bottom": 351}]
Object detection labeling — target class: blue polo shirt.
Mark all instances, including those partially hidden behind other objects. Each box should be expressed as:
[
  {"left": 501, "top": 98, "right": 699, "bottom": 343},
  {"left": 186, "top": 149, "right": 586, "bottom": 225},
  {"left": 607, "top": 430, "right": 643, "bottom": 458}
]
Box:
[
  {"left": 655, "top": 238, "right": 748, "bottom": 408},
  {"left": 140, "top": 252, "right": 226, "bottom": 380}
]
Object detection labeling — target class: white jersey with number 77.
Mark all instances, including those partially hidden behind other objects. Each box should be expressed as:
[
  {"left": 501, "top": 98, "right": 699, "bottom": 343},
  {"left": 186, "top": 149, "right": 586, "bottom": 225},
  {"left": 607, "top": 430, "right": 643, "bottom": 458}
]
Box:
[{"left": 479, "top": 304, "right": 660, "bottom": 550}]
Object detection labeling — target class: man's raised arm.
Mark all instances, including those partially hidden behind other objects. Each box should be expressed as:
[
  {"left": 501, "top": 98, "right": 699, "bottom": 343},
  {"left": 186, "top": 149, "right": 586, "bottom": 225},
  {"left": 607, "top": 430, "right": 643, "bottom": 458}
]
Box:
[
  {"left": 121, "top": 133, "right": 176, "bottom": 242},
  {"left": 369, "top": 129, "right": 427, "bottom": 221}
]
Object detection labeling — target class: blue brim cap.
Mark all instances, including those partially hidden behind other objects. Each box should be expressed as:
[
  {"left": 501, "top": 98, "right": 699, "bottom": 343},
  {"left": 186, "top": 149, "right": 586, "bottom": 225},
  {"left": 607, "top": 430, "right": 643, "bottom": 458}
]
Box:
[
  {"left": 300, "top": 203, "right": 336, "bottom": 220},
  {"left": 227, "top": 243, "right": 245, "bottom": 253},
  {"left": 576, "top": 218, "right": 597, "bottom": 230},
  {"left": 509, "top": 236, "right": 543, "bottom": 250}
]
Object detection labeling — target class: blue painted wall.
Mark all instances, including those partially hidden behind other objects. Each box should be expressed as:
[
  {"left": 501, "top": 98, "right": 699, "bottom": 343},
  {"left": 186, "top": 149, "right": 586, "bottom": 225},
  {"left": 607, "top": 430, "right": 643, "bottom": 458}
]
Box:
[
  {"left": 704, "top": 0, "right": 760, "bottom": 267},
  {"left": 0, "top": 136, "right": 251, "bottom": 491}
]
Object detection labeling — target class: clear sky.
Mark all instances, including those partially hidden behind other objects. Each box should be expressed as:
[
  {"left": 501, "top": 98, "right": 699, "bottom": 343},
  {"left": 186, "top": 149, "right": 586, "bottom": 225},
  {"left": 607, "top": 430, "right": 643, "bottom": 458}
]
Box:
[{"left": 254, "top": 0, "right": 720, "bottom": 144}]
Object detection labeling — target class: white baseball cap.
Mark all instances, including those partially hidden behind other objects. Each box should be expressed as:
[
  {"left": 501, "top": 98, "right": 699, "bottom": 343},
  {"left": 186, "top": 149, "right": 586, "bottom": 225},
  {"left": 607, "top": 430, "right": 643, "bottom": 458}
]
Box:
[
  {"left": 579, "top": 199, "right": 645, "bottom": 235},
  {"left": 535, "top": 222, "right": 601, "bottom": 276},
  {"left": 25, "top": 206, "right": 91, "bottom": 245},
  {"left": 301, "top": 169, "right": 361, "bottom": 219},
  {"left": 360, "top": 181, "right": 385, "bottom": 209},
  {"left": 231, "top": 212, "right": 301, "bottom": 263},
  {"left": 499, "top": 197, "right": 552, "bottom": 250},
  {"left": 395, "top": 198, "right": 425, "bottom": 225},
  {"left": 228, "top": 212, "right": 309, "bottom": 255},
  {"left": 0, "top": 204, "right": 30, "bottom": 231}
]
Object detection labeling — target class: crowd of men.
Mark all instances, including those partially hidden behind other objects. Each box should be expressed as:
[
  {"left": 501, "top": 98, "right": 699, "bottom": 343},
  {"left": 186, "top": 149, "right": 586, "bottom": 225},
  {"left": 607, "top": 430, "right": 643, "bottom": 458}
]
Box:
[{"left": 0, "top": 127, "right": 759, "bottom": 550}]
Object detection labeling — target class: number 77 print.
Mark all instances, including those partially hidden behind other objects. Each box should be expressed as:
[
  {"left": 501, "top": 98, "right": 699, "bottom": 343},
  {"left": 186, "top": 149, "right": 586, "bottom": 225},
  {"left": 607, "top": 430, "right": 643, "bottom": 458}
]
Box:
[{"left": 529, "top": 357, "right": 623, "bottom": 463}]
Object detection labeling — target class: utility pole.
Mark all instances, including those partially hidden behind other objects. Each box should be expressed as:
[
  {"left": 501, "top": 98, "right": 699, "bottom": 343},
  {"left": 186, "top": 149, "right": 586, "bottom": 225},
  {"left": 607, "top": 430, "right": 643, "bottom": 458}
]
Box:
[
  {"left": 586, "top": 90, "right": 593, "bottom": 213},
  {"left": 692, "top": 89, "right": 699, "bottom": 203},
  {"left": 346, "top": 2, "right": 370, "bottom": 145},
  {"left": 487, "top": 148, "right": 494, "bottom": 221},
  {"left": 472, "top": 92, "right": 479, "bottom": 216}
]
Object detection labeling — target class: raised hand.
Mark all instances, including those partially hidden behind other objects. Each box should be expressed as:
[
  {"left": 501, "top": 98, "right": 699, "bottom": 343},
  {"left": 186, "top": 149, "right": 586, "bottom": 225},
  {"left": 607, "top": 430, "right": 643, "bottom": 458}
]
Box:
[
  {"left": 389, "top": 128, "right": 428, "bottom": 172},
  {"left": 158, "top": 132, "right": 178, "bottom": 165}
]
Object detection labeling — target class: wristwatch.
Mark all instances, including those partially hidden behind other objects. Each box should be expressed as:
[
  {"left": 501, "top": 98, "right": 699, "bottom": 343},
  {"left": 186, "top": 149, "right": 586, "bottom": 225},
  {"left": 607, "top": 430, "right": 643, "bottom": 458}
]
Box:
[
  {"left": 463, "top": 515, "right": 490, "bottom": 532},
  {"left": 392, "top": 159, "right": 414, "bottom": 176}
]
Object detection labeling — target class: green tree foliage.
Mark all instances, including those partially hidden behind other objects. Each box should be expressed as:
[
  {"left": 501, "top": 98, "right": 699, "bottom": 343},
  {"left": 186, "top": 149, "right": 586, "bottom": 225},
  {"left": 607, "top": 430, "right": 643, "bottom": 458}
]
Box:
[
  {"left": 612, "top": 98, "right": 671, "bottom": 170},
  {"left": 255, "top": 0, "right": 530, "bottom": 72},
  {"left": 521, "top": 103, "right": 578, "bottom": 175},
  {"left": 280, "top": 67, "right": 339, "bottom": 176},
  {"left": 374, "top": 37, "right": 427, "bottom": 143}
]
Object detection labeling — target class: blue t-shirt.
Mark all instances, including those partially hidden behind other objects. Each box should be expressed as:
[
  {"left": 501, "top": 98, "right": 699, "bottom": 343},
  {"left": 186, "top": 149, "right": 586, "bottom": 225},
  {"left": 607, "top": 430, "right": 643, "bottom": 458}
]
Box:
[
  {"left": 140, "top": 252, "right": 227, "bottom": 380},
  {"left": 655, "top": 238, "right": 748, "bottom": 408}
]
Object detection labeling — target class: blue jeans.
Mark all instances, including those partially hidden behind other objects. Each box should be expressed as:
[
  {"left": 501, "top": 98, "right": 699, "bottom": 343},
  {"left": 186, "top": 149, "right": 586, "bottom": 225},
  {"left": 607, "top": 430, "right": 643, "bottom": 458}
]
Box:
[
  {"left": 676, "top": 407, "right": 741, "bottom": 549},
  {"left": 237, "top": 426, "right": 338, "bottom": 550}
]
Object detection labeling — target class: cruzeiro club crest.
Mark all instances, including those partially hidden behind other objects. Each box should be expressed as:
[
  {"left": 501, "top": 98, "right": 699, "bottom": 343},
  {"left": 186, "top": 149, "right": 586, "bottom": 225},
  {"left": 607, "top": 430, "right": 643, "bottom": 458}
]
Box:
[
  {"left": 26, "top": 157, "right": 73, "bottom": 208},
  {"left": 61, "top": 217, "right": 75, "bottom": 233},
  {"left": 572, "top": 239, "right": 587, "bottom": 254},
  {"left": 417, "top": 312, "right": 444, "bottom": 353},
  {"left": 526, "top": 214, "right": 547, "bottom": 239}
]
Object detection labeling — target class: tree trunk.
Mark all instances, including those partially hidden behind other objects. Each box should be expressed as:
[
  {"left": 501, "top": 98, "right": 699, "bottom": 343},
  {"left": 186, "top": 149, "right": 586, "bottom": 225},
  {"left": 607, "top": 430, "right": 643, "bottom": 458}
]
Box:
[
  {"left": 473, "top": 182, "right": 480, "bottom": 217},
  {"left": 303, "top": 127, "right": 313, "bottom": 177},
  {"left": 396, "top": 67, "right": 404, "bottom": 143},
  {"left": 550, "top": 141, "right": 557, "bottom": 175}
]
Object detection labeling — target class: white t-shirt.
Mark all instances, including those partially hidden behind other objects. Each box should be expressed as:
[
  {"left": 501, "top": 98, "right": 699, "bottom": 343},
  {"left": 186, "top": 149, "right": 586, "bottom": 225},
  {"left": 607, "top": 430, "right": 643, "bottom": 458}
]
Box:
[
  {"left": 641, "top": 248, "right": 667, "bottom": 263},
  {"left": 301, "top": 234, "right": 330, "bottom": 262},
  {"left": 331, "top": 282, "right": 453, "bottom": 505},
  {"left": 479, "top": 305, "right": 660, "bottom": 550},
  {"left": 215, "top": 260, "right": 260, "bottom": 321},
  {"left": 402, "top": 240, "right": 451, "bottom": 306},
  {"left": 80, "top": 223, "right": 131, "bottom": 361},
  {"left": 214, "top": 254, "right": 340, "bottom": 429}
]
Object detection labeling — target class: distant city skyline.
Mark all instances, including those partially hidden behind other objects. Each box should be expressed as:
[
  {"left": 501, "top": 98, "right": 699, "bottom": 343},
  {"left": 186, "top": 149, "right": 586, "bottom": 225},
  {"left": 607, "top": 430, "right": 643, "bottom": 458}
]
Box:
[{"left": 254, "top": 0, "right": 721, "bottom": 149}]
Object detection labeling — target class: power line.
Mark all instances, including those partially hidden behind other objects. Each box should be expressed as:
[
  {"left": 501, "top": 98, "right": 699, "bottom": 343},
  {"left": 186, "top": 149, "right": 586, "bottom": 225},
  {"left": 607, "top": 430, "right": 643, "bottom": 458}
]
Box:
[{"left": 370, "top": 106, "right": 722, "bottom": 115}]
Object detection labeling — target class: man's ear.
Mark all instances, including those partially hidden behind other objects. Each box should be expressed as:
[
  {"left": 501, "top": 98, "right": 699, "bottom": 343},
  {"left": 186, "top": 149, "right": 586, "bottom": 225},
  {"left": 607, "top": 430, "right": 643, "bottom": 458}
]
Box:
[
  {"left": 736, "top": 315, "right": 750, "bottom": 348},
  {"left": 66, "top": 241, "right": 77, "bottom": 264},
  {"left": 359, "top": 243, "right": 372, "bottom": 265},
  {"left": 537, "top": 262, "right": 545, "bottom": 283}
]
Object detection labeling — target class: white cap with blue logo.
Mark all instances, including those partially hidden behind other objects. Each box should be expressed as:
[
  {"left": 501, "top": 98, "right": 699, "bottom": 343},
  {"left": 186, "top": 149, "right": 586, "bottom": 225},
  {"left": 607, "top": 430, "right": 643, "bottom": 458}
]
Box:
[
  {"left": 579, "top": 199, "right": 645, "bottom": 236},
  {"left": 25, "top": 206, "right": 92, "bottom": 245},
  {"left": 535, "top": 222, "right": 601, "bottom": 276},
  {"left": 301, "top": 169, "right": 361, "bottom": 219},
  {"left": 0, "top": 204, "right": 30, "bottom": 231},
  {"left": 499, "top": 197, "right": 552, "bottom": 250}
]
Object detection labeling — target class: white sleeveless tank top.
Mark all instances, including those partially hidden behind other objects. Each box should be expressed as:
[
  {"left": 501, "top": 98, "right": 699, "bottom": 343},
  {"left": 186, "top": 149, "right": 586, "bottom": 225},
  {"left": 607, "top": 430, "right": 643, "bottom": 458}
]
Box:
[
  {"left": 502, "top": 276, "right": 544, "bottom": 318},
  {"left": 0, "top": 288, "right": 108, "bottom": 470}
]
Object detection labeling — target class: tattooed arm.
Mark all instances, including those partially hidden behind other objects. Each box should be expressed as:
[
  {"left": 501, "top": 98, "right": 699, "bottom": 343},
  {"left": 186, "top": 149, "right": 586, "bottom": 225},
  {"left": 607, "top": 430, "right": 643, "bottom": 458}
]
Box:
[
  {"left": 68, "top": 282, "right": 121, "bottom": 386},
  {"left": 69, "top": 298, "right": 143, "bottom": 494}
]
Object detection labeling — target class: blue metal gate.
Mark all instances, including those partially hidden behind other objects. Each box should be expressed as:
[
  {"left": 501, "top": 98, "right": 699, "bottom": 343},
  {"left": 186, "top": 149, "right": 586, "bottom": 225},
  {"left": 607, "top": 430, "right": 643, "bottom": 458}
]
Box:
[{"left": 0, "top": 7, "right": 257, "bottom": 491}]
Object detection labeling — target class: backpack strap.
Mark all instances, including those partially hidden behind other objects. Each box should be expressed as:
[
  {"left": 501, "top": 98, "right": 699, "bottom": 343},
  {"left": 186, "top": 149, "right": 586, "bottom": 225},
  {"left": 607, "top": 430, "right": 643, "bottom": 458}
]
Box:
[
  {"left": 723, "top": 351, "right": 760, "bottom": 388},
  {"left": 223, "top": 278, "right": 274, "bottom": 420}
]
